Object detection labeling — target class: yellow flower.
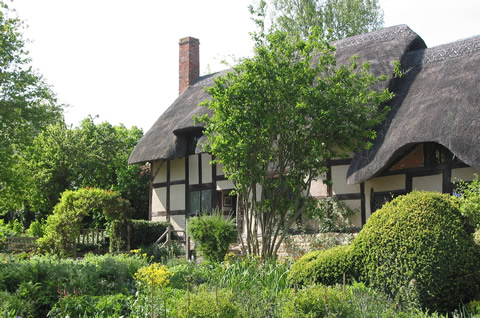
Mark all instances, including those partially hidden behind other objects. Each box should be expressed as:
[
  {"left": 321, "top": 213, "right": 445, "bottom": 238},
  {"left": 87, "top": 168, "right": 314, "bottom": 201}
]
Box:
[
  {"left": 130, "top": 249, "right": 141, "bottom": 254},
  {"left": 135, "top": 263, "right": 172, "bottom": 288}
]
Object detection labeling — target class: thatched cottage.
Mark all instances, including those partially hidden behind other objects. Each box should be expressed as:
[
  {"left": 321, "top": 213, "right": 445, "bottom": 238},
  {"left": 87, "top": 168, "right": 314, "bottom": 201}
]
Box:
[{"left": 129, "top": 25, "right": 480, "bottom": 232}]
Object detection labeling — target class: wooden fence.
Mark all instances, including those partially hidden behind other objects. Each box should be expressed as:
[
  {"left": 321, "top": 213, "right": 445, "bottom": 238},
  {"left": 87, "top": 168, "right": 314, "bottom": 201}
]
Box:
[
  {"left": 4, "top": 236, "right": 38, "bottom": 252},
  {"left": 75, "top": 228, "right": 107, "bottom": 246}
]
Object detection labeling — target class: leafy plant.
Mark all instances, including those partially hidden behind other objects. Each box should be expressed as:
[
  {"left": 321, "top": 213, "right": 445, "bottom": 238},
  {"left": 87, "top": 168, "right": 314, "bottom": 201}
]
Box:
[
  {"left": 187, "top": 210, "right": 237, "bottom": 262},
  {"left": 455, "top": 174, "right": 480, "bottom": 229},
  {"left": 307, "top": 196, "right": 357, "bottom": 232},
  {"left": 173, "top": 287, "right": 238, "bottom": 318},
  {"left": 352, "top": 191, "right": 480, "bottom": 312},
  {"left": 287, "top": 244, "right": 356, "bottom": 287},
  {"left": 38, "top": 188, "right": 129, "bottom": 255}
]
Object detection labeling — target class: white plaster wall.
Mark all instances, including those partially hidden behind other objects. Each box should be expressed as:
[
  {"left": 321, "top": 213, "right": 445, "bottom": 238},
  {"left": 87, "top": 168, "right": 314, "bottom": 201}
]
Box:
[
  {"left": 310, "top": 179, "right": 328, "bottom": 197},
  {"left": 216, "top": 163, "right": 225, "bottom": 176},
  {"left": 152, "top": 160, "right": 167, "bottom": 183},
  {"left": 343, "top": 199, "right": 362, "bottom": 228},
  {"left": 151, "top": 187, "right": 167, "bottom": 212},
  {"left": 201, "top": 153, "right": 212, "bottom": 183},
  {"left": 170, "top": 184, "right": 185, "bottom": 210},
  {"left": 331, "top": 165, "right": 360, "bottom": 194},
  {"left": 412, "top": 174, "right": 442, "bottom": 192},
  {"left": 170, "top": 158, "right": 185, "bottom": 181},
  {"left": 152, "top": 215, "right": 167, "bottom": 222},
  {"left": 170, "top": 215, "right": 186, "bottom": 231},
  {"left": 189, "top": 155, "right": 199, "bottom": 185},
  {"left": 452, "top": 167, "right": 480, "bottom": 182},
  {"left": 217, "top": 180, "right": 235, "bottom": 190}
]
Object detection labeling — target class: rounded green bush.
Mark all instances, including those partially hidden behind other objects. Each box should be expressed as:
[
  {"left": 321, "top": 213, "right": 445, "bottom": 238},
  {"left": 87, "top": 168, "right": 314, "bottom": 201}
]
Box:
[
  {"left": 287, "top": 244, "right": 357, "bottom": 287},
  {"left": 352, "top": 191, "right": 480, "bottom": 312}
]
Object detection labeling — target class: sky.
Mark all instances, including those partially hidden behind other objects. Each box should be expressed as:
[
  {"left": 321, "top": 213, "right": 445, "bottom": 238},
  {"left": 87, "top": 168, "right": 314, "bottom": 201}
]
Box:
[{"left": 10, "top": 0, "right": 480, "bottom": 133}]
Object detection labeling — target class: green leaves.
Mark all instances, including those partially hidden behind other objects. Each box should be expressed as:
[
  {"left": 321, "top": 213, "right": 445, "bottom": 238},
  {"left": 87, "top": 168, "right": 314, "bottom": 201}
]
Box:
[{"left": 199, "top": 27, "right": 392, "bottom": 258}]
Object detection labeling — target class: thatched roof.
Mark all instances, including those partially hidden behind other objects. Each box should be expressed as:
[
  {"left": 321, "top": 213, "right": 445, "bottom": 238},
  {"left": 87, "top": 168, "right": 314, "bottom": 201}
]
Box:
[
  {"left": 129, "top": 25, "right": 424, "bottom": 164},
  {"left": 347, "top": 34, "right": 480, "bottom": 184},
  {"left": 128, "top": 71, "right": 227, "bottom": 164}
]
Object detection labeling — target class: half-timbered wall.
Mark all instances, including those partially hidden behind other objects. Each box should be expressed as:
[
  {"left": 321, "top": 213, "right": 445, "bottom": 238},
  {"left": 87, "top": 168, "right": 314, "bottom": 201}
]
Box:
[{"left": 149, "top": 143, "right": 480, "bottom": 232}]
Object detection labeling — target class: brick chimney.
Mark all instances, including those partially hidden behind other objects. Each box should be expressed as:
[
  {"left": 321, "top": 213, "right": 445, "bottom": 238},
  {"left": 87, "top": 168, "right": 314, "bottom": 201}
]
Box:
[{"left": 179, "top": 36, "right": 200, "bottom": 94}]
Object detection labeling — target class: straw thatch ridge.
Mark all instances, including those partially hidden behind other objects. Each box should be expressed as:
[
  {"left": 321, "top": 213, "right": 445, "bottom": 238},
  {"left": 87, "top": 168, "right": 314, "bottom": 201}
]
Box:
[
  {"left": 347, "top": 35, "right": 480, "bottom": 184},
  {"left": 129, "top": 25, "right": 423, "bottom": 165}
]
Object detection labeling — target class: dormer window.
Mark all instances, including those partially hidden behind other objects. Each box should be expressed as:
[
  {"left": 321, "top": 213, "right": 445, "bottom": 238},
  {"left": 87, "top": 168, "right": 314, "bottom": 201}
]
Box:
[{"left": 186, "top": 130, "right": 203, "bottom": 155}]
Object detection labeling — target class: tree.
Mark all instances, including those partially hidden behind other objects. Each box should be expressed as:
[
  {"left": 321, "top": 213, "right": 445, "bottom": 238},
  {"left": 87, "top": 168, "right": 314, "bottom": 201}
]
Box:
[
  {"left": 0, "top": 117, "right": 149, "bottom": 223},
  {"left": 198, "top": 26, "right": 393, "bottom": 258},
  {"left": 0, "top": 1, "right": 63, "bottom": 189},
  {"left": 268, "top": 0, "right": 384, "bottom": 40}
]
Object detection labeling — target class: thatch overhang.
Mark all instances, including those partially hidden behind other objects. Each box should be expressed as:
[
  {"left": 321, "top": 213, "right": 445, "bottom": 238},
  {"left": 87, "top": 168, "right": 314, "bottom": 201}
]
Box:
[
  {"left": 347, "top": 35, "right": 480, "bottom": 184},
  {"left": 129, "top": 25, "right": 425, "bottom": 165}
]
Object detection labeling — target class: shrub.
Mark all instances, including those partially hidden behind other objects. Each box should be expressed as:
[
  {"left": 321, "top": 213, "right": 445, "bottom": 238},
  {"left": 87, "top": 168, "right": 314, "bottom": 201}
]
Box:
[
  {"left": 0, "top": 290, "right": 36, "bottom": 318},
  {"left": 38, "top": 188, "right": 129, "bottom": 255},
  {"left": 47, "top": 293, "right": 131, "bottom": 317},
  {"left": 287, "top": 244, "right": 356, "bottom": 287},
  {"left": 109, "top": 219, "right": 169, "bottom": 252},
  {"left": 173, "top": 288, "right": 238, "bottom": 318},
  {"left": 26, "top": 219, "right": 46, "bottom": 237},
  {"left": 187, "top": 210, "right": 237, "bottom": 263},
  {"left": 456, "top": 174, "right": 480, "bottom": 228},
  {"left": 308, "top": 196, "right": 357, "bottom": 232},
  {"left": 130, "top": 219, "right": 169, "bottom": 248},
  {"left": 352, "top": 191, "right": 480, "bottom": 312}
]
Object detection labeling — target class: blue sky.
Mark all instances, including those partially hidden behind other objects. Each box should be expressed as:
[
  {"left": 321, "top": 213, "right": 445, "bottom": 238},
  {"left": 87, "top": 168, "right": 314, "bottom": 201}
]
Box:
[{"left": 11, "top": 0, "right": 480, "bottom": 133}]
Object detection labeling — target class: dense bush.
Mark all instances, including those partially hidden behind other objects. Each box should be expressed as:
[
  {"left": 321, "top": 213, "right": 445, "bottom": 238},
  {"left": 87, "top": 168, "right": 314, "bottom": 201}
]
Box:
[
  {"left": 287, "top": 244, "right": 356, "bottom": 287},
  {"left": 352, "top": 191, "right": 480, "bottom": 312},
  {"left": 0, "top": 253, "right": 147, "bottom": 317},
  {"left": 187, "top": 210, "right": 237, "bottom": 262},
  {"left": 173, "top": 288, "right": 238, "bottom": 318},
  {"left": 47, "top": 293, "right": 131, "bottom": 317},
  {"left": 130, "top": 219, "right": 169, "bottom": 248},
  {"left": 281, "top": 282, "right": 433, "bottom": 318},
  {"left": 110, "top": 219, "right": 169, "bottom": 252},
  {"left": 38, "top": 188, "right": 129, "bottom": 255}
]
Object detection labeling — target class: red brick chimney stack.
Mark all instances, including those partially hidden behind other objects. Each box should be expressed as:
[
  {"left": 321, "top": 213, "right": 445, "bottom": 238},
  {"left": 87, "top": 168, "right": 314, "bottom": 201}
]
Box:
[{"left": 179, "top": 36, "right": 200, "bottom": 95}]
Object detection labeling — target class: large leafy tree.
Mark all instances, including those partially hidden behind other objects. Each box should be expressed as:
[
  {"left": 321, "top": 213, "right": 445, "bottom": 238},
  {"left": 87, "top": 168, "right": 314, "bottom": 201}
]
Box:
[
  {"left": 269, "top": 0, "right": 383, "bottom": 40},
  {"left": 199, "top": 24, "right": 394, "bottom": 258},
  {"left": 0, "top": 2, "right": 63, "bottom": 192},
  {"left": 1, "top": 117, "right": 149, "bottom": 224}
]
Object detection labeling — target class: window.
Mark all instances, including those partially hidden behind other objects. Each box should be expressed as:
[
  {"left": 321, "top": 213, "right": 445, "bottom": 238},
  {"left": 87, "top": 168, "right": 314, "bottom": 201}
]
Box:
[{"left": 190, "top": 189, "right": 212, "bottom": 216}]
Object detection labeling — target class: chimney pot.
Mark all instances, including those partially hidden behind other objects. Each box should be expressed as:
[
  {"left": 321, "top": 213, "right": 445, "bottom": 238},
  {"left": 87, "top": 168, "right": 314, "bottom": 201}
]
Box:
[{"left": 179, "top": 36, "right": 200, "bottom": 94}]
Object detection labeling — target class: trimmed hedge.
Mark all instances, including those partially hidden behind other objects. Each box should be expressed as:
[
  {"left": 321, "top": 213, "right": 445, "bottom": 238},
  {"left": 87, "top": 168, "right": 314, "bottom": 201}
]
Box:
[
  {"left": 352, "top": 191, "right": 480, "bottom": 312},
  {"left": 110, "top": 219, "right": 169, "bottom": 252},
  {"left": 287, "top": 244, "right": 356, "bottom": 287}
]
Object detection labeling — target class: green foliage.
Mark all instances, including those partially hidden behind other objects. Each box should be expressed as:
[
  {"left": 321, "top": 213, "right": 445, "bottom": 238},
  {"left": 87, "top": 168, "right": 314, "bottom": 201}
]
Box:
[
  {"left": 287, "top": 244, "right": 356, "bottom": 287},
  {"left": 0, "top": 1, "right": 63, "bottom": 211},
  {"left": 456, "top": 174, "right": 480, "bottom": 228},
  {"left": 173, "top": 287, "right": 239, "bottom": 318},
  {"left": 0, "top": 290, "right": 36, "bottom": 318},
  {"left": 26, "top": 219, "right": 46, "bottom": 237},
  {"left": 109, "top": 219, "right": 170, "bottom": 252},
  {"left": 47, "top": 293, "right": 131, "bottom": 317},
  {"left": 38, "top": 188, "right": 129, "bottom": 255},
  {"left": 0, "top": 253, "right": 146, "bottom": 317},
  {"left": 308, "top": 196, "right": 357, "bottom": 232},
  {"left": 130, "top": 219, "right": 170, "bottom": 249},
  {"left": 199, "top": 24, "right": 392, "bottom": 258},
  {"left": 187, "top": 211, "right": 237, "bottom": 262},
  {"left": 268, "top": 0, "right": 384, "bottom": 40},
  {"left": 281, "top": 282, "right": 430, "bottom": 317},
  {"left": 352, "top": 191, "right": 480, "bottom": 312},
  {"left": 3, "top": 118, "right": 149, "bottom": 222}
]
